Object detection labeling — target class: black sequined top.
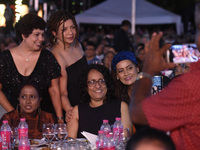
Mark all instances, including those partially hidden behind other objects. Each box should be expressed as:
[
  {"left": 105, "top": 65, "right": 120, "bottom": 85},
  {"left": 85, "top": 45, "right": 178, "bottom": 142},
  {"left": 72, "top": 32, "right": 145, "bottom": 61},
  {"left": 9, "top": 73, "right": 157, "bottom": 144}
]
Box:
[{"left": 0, "top": 49, "right": 61, "bottom": 113}]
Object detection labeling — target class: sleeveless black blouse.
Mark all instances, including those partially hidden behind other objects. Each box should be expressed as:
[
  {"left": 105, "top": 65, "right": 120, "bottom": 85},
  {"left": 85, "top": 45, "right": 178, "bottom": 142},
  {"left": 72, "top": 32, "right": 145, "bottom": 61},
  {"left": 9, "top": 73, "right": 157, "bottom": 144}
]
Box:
[{"left": 77, "top": 101, "right": 121, "bottom": 138}]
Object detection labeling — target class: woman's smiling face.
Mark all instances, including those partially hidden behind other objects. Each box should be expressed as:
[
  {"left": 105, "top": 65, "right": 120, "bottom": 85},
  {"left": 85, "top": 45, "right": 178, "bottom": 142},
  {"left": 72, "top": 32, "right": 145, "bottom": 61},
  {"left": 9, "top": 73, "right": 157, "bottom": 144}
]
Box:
[{"left": 116, "top": 60, "right": 138, "bottom": 86}]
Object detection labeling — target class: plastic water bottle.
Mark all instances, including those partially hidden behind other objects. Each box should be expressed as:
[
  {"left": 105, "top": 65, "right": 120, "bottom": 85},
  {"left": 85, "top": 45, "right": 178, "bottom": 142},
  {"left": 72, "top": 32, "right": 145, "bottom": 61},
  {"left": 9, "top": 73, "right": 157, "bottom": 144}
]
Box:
[
  {"left": 18, "top": 137, "right": 30, "bottom": 150},
  {"left": 1, "top": 120, "right": 11, "bottom": 150},
  {"left": 112, "top": 117, "right": 123, "bottom": 145},
  {"left": 96, "top": 130, "right": 106, "bottom": 150},
  {"left": 104, "top": 134, "right": 115, "bottom": 150},
  {"left": 18, "top": 118, "right": 28, "bottom": 140},
  {"left": 0, "top": 134, "right": 2, "bottom": 150},
  {"left": 100, "top": 120, "right": 111, "bottom": 135}
]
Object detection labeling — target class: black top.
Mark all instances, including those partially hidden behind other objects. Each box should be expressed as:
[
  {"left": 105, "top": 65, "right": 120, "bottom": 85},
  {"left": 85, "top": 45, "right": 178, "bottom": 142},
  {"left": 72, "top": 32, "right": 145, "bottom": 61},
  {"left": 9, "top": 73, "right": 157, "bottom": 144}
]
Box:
[
  {"left": 0, "top": 49, "right": 61, "bottom": 114},
  {"left": 77, "top": 101, "right": 121, "bottom": 138},
  {"left": 66, "top": 56, "right": 88, "bottom": 107}
]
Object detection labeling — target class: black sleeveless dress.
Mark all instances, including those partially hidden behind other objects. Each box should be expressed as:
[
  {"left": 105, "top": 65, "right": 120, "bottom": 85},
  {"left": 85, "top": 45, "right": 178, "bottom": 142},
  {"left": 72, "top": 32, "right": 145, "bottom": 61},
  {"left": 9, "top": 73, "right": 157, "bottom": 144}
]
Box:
[
  {"left": 0, "top": 49, "right": 61, "bottom": 114},
  {"left": 66, "top": 56, "right": 88, "bottom": 106},
  {"left": 77, "top": 101, "right": 121, "bottom": 138}
]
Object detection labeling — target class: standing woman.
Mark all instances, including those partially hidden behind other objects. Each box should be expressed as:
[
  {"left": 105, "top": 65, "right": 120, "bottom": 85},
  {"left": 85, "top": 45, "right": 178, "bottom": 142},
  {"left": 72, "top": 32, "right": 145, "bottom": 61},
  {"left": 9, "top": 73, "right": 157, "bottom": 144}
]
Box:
[
  {"left": 0, "top": 13, "right": 64, "bottom": 122},
  {"left": 111, "top": 50, "right": 139, "bottom": 104},
  {"left": 47, "top": 11, "right": 88, "bottom": 118}
]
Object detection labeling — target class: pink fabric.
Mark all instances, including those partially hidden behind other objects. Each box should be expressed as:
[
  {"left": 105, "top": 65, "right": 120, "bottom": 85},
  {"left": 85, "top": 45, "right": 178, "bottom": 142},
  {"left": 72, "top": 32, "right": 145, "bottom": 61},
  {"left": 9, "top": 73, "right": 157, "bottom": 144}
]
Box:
[{"left": 142, "top": 61, "right": 200, "bottom": 150}]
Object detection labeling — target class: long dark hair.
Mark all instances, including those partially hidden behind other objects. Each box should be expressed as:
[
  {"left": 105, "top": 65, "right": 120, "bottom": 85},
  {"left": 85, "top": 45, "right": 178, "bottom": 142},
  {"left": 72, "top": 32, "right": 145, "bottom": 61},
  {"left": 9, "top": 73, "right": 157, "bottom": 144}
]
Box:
[
  {"left": 77, "top": 64, "right": 116, "bottom": 103},
  {"left": 111, "top": 60, "right": 137, "bottom": 104}
]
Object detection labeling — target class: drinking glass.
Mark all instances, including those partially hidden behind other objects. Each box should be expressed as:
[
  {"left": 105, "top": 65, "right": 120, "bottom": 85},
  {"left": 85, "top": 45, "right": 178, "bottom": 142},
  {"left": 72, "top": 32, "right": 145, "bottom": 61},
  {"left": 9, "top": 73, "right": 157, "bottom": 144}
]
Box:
[
  {"left": 67, "top": 141, "right": 80, "bottom": 150},
  {"left": 42, "top": 123, "right": 55, "bottom": 148},
  {"left": 53, "top": 123, "right": 68, "bottom": 145},
  {"left": 11, "top": 127, "right": 18, "bottom": 149}
]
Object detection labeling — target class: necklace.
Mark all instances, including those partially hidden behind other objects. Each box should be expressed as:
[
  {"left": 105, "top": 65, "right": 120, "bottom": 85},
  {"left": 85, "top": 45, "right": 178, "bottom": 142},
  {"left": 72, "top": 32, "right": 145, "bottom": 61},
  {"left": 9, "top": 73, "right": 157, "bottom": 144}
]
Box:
[{"left": 25, "top": 51, "right": 35, "bottom": 61}]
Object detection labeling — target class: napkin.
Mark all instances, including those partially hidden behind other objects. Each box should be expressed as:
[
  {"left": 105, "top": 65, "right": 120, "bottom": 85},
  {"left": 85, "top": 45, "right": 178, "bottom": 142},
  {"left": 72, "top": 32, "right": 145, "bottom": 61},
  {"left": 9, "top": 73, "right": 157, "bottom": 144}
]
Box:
[{"left": 81, "top": 131, "right": 97, "bottom": 149}]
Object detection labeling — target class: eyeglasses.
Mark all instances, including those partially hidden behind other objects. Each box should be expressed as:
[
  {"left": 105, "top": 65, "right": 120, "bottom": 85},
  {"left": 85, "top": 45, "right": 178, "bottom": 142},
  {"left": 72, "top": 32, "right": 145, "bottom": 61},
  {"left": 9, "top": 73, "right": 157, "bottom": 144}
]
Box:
[{"left": 87, "top": 79, "right": 106, "bottom": 87}]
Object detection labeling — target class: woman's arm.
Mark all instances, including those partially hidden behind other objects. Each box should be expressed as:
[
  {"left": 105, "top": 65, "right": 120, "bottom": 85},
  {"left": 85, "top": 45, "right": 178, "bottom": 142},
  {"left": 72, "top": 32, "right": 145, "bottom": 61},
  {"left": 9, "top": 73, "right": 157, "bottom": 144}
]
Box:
[
  {"left": 48, "top": 78, "right": 63, "bottom": 121},
  {"left": 121, "top": 101, "right": 133, "bottom": 135},
  {"left": 67, "top": 105, "right": 79, "bottom": 138},
  {"left": 59, "top": 66, "right": 72, "bottom": 111},
  {"left": 55, "top": 56, "right": 73, "bottom": 122},
  {"left": 0, "top": 83, "right": 14, "bottom": 112}
]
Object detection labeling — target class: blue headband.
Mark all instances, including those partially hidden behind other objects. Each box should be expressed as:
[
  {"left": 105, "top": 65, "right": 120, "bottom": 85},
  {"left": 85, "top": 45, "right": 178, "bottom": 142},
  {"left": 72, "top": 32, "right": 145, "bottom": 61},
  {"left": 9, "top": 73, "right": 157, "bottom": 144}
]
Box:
[{"left": 112, "top": 50, "right": 138, "bottom": 70}]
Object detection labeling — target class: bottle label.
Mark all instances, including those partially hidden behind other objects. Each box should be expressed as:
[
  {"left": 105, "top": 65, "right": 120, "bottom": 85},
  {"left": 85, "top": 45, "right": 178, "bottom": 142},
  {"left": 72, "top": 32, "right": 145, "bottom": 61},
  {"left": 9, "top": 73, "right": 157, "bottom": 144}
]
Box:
[
  {"left": 18, "top": 146, "right": 30, "bottom": 150},
  {"left": 18, "top": 128, "right": 28, "bottom": 139},
  {"left": 0, "top": 141, "right": 2, "bottom": 150},
  {"left": 105, "top": 146, "right": 116, "bottom": 150},
  {"left": 96, "top": 141, "right": 99, "bottom": 149},
  {"left": 1, "top": 131, "right": 11, "bottom": 142},
  {"left": 113, "top": 127, "right": 123, "bottom": 135}
]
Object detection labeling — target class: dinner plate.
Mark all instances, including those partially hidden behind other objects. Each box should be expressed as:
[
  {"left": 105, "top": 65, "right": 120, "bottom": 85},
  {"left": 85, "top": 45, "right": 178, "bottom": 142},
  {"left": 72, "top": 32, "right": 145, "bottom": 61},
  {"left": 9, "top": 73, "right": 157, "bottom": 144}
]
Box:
[{"left": 30, "top": 139, "right": 47, "bottom": 149}]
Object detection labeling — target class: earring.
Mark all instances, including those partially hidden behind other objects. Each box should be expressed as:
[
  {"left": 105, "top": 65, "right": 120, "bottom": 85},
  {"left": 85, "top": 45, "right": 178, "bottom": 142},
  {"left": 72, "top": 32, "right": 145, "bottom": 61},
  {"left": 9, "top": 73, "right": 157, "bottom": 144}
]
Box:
[{"left": 53, "top": 36, "right": 57, "bottom": 43}]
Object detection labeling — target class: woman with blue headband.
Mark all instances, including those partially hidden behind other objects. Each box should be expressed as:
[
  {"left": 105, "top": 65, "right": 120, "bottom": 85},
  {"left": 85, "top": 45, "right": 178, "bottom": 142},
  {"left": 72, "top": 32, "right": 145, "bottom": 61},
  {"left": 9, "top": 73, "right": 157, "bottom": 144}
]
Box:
[{"left": 111, "top": 50, "right": 139, "bottom": 104}]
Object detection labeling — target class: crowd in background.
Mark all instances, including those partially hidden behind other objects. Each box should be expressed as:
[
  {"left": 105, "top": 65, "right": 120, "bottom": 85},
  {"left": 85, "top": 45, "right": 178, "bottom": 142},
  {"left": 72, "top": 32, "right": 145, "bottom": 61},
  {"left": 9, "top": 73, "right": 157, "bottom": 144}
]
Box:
[{"left": 0, "top": 5, "right": 199, "bottom": 149}]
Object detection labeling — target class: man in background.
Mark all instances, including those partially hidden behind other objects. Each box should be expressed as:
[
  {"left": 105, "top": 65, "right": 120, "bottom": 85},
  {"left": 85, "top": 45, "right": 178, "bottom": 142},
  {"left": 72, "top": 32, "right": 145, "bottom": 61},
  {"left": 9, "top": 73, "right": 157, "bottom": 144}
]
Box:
[{"left": 114, "top": 20, "right": 132, "bottom": 52}]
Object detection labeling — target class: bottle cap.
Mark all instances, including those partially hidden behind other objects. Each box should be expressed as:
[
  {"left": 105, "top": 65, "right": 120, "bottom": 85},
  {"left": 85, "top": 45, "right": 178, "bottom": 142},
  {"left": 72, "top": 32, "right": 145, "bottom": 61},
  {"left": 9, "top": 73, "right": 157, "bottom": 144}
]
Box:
[
  {"left": 3, "top": 120, "right": 8, "bottom": 124},
  {"left": 98, "top": 130, "right": 104, "bottom": 134},
  {"left": 116, "top": 117, "right": 121, "bottom": 121},
  {"left": 20, "top": 118, "right": 26, "bottom": 122},
  {"left": 103, "top": 120, "right": 108, "bottom": 123}
]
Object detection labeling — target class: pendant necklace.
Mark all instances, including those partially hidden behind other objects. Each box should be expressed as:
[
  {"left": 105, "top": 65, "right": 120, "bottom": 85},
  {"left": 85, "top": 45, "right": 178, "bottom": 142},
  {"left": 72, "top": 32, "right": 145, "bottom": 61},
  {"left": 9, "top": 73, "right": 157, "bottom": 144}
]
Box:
[{"left": 25, "top": 51, "right": 35, "bottom": 62}]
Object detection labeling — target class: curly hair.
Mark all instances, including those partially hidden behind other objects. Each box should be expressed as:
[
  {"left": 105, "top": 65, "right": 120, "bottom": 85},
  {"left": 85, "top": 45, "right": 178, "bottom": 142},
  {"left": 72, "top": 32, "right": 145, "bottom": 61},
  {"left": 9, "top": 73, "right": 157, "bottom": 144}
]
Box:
[
  {"left": 77, "top": 64, "right": 116, "bottom": 103},
  {"left": 46, "top": 11, "right": 79, "bottom": 47},
  {"left": 15, "top": 13, "right": 46, "bottom": 43}
]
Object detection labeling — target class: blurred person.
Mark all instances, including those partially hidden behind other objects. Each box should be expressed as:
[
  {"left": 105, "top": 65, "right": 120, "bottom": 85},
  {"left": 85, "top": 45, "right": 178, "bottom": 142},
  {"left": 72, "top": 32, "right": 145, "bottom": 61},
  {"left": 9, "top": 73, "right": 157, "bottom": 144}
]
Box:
[
  {"left": 67, "top": 64, "right": 133, "bottom": 138},
  {"left": 0, "top": 13, "right": 63, "bottom": 122},
  {"left": 4, "top": 3, "right": 14, "bottom": 32},
  {"left": 126, "top": 127, "right": 175, "bottom": 150},
  {"left": 84, "top": 41, "right": 101, "bottom": 65},
  {"left": 103, "top": 51, "right": 115, "bottom": 71},
  {"left": 47, "top": 11, "right": 88, "bottom": 122},
  {"left": 0, "top": 82, "right": 56, "bottom": 139},
  {"left": 114, "top": 20, "right": 132, "bottom": 52},
  {"left": 135, "top": 43, "right": 145, "bottom": 62},
  {"left": 96, "top": 43, "right": 104, "bottom": 61},
  {"left": 129, "top": 3, "right": 200, "bottom": 149},
  {"left": 108, "top": 46, "right": 116, "bottom": 54},
  {"left": 4, "top": 36, "right": 17, "bottom": 50}
]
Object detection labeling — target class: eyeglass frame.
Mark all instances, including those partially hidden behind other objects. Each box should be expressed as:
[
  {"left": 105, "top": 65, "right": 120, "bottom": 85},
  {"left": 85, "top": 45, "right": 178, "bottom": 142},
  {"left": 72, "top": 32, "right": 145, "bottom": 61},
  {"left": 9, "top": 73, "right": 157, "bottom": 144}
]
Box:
[{"left": 87, "top": 79, "right": 106, "bottom": 87}]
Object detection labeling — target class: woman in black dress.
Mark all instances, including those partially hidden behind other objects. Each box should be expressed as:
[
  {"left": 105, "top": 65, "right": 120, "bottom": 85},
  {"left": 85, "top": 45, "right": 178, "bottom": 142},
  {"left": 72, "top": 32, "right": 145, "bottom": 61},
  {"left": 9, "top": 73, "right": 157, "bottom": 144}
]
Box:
[
  {"left": 47, "top": 11, "right": 88, "bottom": 122},
  {"left": 0, "top": 13, "right": 64, "bottom": 123}
]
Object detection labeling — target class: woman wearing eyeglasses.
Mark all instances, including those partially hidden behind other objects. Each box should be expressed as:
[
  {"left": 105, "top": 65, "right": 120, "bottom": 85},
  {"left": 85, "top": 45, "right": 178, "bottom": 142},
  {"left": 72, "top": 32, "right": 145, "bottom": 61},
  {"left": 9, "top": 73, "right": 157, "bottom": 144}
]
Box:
[{"left": 67, "top": 64, "right": 133, "bottom": 138}]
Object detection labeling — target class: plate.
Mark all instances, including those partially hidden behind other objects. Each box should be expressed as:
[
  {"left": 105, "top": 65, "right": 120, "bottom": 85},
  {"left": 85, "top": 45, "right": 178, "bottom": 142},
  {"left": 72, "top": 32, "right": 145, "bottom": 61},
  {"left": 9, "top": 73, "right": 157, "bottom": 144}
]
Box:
[{"left": 30, "top": 139, "right": 47, "bottom": 148}]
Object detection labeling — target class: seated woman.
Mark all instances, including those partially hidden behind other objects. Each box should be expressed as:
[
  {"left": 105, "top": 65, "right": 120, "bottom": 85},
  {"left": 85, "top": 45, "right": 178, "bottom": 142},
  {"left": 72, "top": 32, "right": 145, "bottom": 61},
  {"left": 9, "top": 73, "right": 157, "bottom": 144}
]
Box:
[
  {"left": 67, "top": 64, "right": 133, "bottom": 138},
  {"left": 0, "top": 82, "right": 56, "bottom": 139},
  {"left": 111, "top": 50, "right": 139, "bottom": 104}
]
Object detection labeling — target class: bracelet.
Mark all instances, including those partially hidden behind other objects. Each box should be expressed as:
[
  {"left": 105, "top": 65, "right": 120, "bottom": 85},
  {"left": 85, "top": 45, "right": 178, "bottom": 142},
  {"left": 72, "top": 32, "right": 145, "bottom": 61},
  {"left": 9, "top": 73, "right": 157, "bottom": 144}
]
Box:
[
  {"left": 57, "top": 117, "right": 64, "bottom": 120},
  {"left": 136, "top": 72, "right": 153, "bottom": 82}
]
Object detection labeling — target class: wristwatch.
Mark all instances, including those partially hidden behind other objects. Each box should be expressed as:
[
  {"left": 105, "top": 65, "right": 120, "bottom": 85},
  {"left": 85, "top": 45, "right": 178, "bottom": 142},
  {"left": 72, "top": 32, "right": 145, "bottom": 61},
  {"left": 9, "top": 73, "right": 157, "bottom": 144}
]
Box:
[{"left": 136, "top": 72, "right": 153, "bottom": 82}]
